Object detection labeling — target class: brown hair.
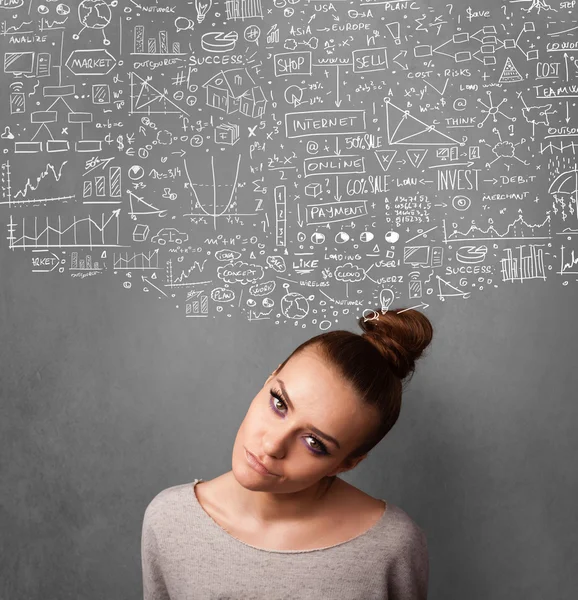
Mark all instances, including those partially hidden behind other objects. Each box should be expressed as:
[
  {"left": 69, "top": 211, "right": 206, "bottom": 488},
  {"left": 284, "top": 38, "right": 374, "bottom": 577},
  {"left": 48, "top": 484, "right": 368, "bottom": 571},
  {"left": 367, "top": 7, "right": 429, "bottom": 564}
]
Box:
[{"left": 274, "top": 307, "right": 433, "bottom": 469}]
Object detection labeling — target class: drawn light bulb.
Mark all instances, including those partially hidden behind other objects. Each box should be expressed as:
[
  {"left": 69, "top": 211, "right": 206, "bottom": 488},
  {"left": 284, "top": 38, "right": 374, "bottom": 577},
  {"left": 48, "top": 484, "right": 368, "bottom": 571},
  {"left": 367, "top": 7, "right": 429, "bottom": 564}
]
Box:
[
  {"left": 379, "top": 288, "right": 395, "bottom": 314},
  {"left": 195, "top": 0, "right": 212, "bottom": 23}
]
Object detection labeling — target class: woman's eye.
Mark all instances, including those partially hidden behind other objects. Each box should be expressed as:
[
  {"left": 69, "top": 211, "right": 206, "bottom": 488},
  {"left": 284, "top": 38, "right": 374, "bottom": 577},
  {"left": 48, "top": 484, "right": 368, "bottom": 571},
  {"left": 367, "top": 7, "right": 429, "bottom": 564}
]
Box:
[
  {"left": 269, "top": 393, "right": 328, "bottom": 455},
  {"left": 273, "top": 397, "right": 286, "bottom": 411}
]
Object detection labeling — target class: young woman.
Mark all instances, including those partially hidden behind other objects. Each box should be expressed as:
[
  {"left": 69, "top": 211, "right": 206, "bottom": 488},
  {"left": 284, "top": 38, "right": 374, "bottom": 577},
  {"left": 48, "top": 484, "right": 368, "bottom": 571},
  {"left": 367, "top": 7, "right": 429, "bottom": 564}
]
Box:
[{"left": 142, "top": 307, "right": 433, "bottom": 599}]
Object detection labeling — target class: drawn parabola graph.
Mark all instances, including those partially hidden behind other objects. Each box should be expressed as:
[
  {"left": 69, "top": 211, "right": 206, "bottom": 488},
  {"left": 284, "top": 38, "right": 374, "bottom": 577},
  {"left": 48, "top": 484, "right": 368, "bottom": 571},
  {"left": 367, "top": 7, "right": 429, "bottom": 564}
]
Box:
[{"left": 182, "top": 154, "right": 257, "bottom": 221}]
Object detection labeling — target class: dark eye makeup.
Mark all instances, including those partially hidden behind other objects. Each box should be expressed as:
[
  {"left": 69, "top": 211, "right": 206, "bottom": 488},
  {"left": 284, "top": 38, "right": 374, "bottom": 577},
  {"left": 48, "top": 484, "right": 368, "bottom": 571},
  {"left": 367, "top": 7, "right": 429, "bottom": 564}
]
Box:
[{"left": 269, "top": 387, "right": 330, "bottom": 456}]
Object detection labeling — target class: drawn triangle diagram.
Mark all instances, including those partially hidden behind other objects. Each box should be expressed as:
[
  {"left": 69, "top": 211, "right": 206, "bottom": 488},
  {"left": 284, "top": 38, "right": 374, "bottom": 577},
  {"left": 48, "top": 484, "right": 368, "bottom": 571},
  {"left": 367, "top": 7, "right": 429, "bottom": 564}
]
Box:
[
  {"left": 374, "top": 149, "right": 397, "bottom": 172},
  {"left": 130, "top": 72, "right": 190, "bottom": 116},
  {"left": 127, "top": 190, "right": 168, "bottom": 218},
  {"left": 385, "top": 99, "right": 461, "bottom": 145},
  {"left": 499, "top": 57, "right": 523, "bottom": 84},
  {"left": 406, "top": 148, "right": 428, "bottom": 168},
  {"left": 436, "top": 275, "right": 471, "bottom": 300}
]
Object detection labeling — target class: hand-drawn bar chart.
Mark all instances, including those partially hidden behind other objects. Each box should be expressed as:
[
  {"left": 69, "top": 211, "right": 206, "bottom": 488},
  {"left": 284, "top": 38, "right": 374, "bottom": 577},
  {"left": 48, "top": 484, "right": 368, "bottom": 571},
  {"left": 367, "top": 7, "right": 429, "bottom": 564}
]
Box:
[
  {"left": 133, "top": 25, "right": 183, "bottom": 56},
  {"left": 500, "top": 245, "right": 546, "bottom": 282}
]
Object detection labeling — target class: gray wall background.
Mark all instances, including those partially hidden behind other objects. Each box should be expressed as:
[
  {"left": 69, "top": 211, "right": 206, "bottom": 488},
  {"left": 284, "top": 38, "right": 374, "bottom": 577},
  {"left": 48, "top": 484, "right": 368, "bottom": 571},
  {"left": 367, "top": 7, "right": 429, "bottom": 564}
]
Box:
[
  {"left": 1, "top": 0, "right": 578, "bottom": 598},
  {"left": 2, "top": 251, "right": 577, "bottom": 599}
]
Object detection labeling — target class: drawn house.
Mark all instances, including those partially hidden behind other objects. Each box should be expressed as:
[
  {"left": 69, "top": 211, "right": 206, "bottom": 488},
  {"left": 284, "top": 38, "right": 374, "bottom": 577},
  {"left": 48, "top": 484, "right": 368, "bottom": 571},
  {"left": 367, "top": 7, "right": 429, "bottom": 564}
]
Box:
[{"left": 203, "top": 68, "right": 267, "bottom": 119}]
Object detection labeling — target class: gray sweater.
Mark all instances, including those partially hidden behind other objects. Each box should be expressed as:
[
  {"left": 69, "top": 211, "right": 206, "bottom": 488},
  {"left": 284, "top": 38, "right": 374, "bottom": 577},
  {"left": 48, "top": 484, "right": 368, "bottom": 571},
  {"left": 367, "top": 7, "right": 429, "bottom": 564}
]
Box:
[{"left": 141, "top": 479, "right": 429, "bottom": 600}]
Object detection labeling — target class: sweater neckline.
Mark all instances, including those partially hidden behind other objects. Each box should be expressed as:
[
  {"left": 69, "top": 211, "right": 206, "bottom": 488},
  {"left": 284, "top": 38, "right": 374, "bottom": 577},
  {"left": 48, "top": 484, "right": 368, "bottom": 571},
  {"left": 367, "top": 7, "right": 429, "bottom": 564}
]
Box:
[{"left": 191, "top": 478, "right": 389, "bottom": 554}]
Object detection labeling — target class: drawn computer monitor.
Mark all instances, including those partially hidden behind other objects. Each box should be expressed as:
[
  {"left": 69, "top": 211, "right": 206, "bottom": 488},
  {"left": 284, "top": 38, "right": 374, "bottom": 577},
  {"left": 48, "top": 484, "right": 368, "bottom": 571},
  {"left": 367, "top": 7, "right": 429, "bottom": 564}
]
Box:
[{"left": 4, "top": 52, "right": 35, "bottom": 74}]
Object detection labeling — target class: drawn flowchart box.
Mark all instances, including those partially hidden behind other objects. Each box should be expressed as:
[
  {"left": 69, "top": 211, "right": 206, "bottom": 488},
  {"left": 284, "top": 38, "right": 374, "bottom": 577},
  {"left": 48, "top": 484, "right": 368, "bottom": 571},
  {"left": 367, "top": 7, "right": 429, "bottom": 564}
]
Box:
[
  {"left": 353, "top": 47, "right": 388, "bottom": 73},
  {"left": 414, "top": 46, "right": 432, "bottom": 58},
  {"left": 304, "top": 155, "right": 365, "bottom": 177},
  {"left": 274, "top": 51, "right": 311, "bottom": 76},
  {"left": 31, "top": 111, "right": 57, "bottom": 123},
  {"left": 285, "top": 110, "right": 366, "bottom": 138},
  {"left": 453, "top": 33, "right": 469, "bottom": 44},
  {"left": 68, "top": 113, "right": 93, "bottom": 123},
  {"left": 76, "top": 140, "right": 102, "bottom": 152},
  {"left": 43, "top": 85, "right": 75, "bottom": 97},
  {"left": 46, "top": 140, "right": 70, "bottom": 152},
  {"left": 14, "top": 142, "right": 42, "bottom": 153}
]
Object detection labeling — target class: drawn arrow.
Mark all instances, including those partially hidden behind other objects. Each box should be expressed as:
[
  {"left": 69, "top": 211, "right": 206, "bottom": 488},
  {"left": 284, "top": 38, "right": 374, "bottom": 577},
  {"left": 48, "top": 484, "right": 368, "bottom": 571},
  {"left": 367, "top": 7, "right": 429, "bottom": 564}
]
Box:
[
  {"left": 398, "top": 302, "right": 429, "bottom": 313},
  {"left": 142, "top": 275, "right": 167, "bottom": 297},
  {"left": 392, "top": 50, "right": 408, "bottom": 70}
]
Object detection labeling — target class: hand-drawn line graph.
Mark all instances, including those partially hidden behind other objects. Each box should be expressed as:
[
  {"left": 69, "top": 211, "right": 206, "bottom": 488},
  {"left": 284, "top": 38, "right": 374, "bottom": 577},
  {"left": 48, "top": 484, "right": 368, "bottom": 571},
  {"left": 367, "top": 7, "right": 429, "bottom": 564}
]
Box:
[
  {"left": 7, "top": 210, "right": 123, "bottom": 249},
  {"left": 0, "top": 20, "right": 34, "bottom": 36},
  {"left": 183, "top": 154, "right": 257, "bottom": 229},
  {"left": 384, "top": 98, "right": 462, "bottom": 146},
  {"left": 166, "top": 258, "right": 210, "bottom": 288},
  {"left": 442, "top": 213, "right": 551, "bottom": 243},
  {"left": 1, "top": 160, "right": 75, "bottom": 207},
  {"left": 129, "top": 72, "right": 190, "bottom": 116},
  {"left": 113, "top": 249, "right": 160, "bottom": 270},
  {"left": 559, "top": 245, "right": 578, "bottom": 275}
]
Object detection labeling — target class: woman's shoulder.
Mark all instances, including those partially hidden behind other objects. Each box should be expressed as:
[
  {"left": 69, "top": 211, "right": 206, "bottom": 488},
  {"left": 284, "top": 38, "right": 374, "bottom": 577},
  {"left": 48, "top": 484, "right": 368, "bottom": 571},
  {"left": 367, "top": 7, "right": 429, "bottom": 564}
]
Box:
[
  {"left": 143, "top": 480, "right": 199, "bottom": 525},
  {"left": 381, "top": 502, "right": 428, "bottom": 554},
  {"left": 334, "top": 479, "right": 427, "bottom": 553}
]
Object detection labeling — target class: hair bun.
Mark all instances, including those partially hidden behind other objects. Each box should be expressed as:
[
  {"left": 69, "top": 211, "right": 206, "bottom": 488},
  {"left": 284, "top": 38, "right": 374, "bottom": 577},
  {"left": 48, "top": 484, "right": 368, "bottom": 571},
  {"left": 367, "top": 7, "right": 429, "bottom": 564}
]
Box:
[{"left": 358, "top": 307, "right": 433, "bottom": 380}]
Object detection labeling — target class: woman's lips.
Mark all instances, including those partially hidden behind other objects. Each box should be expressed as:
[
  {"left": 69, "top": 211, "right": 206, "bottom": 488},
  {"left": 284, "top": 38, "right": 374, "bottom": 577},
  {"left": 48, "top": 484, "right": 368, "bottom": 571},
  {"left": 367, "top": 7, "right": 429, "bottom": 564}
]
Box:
[{"left": 245, "top": 449, "right": 279, "bottom": 476}]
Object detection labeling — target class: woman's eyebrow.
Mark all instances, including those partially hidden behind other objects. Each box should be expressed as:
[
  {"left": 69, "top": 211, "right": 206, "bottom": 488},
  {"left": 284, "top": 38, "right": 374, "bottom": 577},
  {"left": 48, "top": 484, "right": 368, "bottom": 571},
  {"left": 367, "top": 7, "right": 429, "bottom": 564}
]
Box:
[{"left": 275, "top": 378, "right": 341, "bottom": 450}]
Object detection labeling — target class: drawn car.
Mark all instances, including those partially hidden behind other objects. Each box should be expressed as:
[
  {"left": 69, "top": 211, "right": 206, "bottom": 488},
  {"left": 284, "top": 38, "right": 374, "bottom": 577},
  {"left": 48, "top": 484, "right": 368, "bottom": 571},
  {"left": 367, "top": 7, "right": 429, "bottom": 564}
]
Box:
[{"left": 151, "top": 228, "right": 189, "bottom": 245}]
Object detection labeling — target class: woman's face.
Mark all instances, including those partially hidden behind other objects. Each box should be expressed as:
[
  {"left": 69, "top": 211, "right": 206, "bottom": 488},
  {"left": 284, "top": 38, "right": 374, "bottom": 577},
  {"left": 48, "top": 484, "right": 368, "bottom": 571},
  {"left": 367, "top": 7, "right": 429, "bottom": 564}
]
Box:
[{"left": 231, "top": 347, "right": 376, "bottom": 494}]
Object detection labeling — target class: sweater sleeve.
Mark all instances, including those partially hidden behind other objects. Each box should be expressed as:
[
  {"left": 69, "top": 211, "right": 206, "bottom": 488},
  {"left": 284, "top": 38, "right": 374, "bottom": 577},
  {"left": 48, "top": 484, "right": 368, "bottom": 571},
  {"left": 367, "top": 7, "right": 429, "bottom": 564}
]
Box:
[
  {"left": 141, "top": 505, "right": 170, "bottom": 600},
  {"left": 387, "top": 524, "right": 429, "bottom": 600}
]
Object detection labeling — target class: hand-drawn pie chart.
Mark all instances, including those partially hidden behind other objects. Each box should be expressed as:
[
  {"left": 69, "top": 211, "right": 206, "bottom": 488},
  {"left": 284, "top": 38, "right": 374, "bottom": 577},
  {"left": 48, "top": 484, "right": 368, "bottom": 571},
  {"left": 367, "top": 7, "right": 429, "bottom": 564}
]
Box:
[
  {"left": 456, "top": 245, "right": 488, "bottom": 264},
  {"left": 284, "top": 85, "right": 303, "bottom": 106},
  {"left": 359, "top": 231, "right": 374, "bottom": 242},
  {"left": 335, "top": 231, "right": 350, "bottom": 243},
  {"left": 201, "top": 31, "right": 238, "bottom": 53},
  {"left": 311, "top": 232, "right": 325, "bottom": 244},
  {"left": 128, "top": 165, "right": 144, "bottom": 181},
  {"left": 385, "top": 231, "right": 399, "bottom": 243}
]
